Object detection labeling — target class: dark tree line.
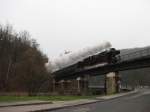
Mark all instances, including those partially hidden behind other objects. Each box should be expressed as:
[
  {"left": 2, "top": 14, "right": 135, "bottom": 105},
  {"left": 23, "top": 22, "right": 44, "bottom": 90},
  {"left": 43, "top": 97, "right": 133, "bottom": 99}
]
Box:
[{"left": 0, "top": 24, "right": 51, "bottom": 95}]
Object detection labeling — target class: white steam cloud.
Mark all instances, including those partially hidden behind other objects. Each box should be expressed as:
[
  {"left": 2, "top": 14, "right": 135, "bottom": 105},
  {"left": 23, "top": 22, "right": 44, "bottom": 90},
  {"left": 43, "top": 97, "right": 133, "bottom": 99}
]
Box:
[{"left": 50, "top": 41, "right": 111, "bottom": 72}]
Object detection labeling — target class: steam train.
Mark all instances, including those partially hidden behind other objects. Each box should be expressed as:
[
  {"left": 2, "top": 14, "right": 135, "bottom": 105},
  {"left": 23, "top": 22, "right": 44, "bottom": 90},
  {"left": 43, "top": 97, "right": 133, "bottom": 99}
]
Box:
[
  {"left": 53, "top": 48, "right": 120, "bottom": 79},
  {"left": 78, "top": 48, "right": 120, "bottom": 68}
]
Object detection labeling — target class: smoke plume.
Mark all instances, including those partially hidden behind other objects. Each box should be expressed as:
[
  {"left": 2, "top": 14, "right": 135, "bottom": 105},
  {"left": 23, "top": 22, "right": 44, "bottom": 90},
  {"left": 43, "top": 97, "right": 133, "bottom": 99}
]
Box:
[{"left": 51, "top": 41, "right": 111, "bottom": 72}]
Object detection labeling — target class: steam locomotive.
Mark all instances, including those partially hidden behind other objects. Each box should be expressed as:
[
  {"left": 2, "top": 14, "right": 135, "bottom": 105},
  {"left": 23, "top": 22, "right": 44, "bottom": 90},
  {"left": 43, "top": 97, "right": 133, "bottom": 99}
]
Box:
[
  {"left": 78, "top": 48, "right": 120, "bottom": 68},
  {"left": 53, "top": 48, "right": 120, "bottom": 79}
]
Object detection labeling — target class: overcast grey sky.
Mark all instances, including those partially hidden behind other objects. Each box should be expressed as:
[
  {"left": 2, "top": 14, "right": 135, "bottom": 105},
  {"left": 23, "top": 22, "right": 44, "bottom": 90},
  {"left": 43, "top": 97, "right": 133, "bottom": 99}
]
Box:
[{"left": 0, "top": 0, "right": 150, "bottom": 59}]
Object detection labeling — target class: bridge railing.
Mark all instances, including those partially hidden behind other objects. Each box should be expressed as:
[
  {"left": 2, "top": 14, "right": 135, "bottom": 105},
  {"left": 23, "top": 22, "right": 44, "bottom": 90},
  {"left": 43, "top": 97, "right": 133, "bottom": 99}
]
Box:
[{"left": 118, "top": 47, "right": 150, "bottom": 62}]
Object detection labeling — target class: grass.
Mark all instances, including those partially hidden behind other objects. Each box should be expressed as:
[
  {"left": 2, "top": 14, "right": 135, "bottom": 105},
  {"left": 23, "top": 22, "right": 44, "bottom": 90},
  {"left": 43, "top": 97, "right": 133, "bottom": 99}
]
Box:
[{"left": 0, "top": 95, "right": 96, "bottom": 103}]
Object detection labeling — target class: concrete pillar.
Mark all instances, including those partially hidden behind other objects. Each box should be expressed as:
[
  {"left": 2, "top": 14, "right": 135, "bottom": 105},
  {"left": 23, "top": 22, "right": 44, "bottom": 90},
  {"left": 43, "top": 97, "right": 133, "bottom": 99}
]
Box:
[
  {"left": 105, "top": 72, "right": 121, "bottom": 95},
  {"left": 65, "top": 80, "right": 71, "bottom": 94},
  {"left": 52, "top": 79, "right": 56, "bottom": 92},
  {"left": 83, "top": 75, "right": 89, "bottom": 95},
  {"left": 76, "top": 76, "right": 89, "bottom": 95},
  {"left": 115, "top": 72, "right": 121, "bottom": 93},
  {"left": 60, "top": 80, "right": 65, "bottom": 94},
  {"left": 76, "top": 77, "right": 81, "bottom": 94}
]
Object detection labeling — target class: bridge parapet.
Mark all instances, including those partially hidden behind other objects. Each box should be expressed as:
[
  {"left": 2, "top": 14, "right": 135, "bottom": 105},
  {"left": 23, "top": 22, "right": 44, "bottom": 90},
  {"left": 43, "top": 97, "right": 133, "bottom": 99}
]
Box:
[{"left": 119, "top": 47, "right": 150, "bottom": 62}]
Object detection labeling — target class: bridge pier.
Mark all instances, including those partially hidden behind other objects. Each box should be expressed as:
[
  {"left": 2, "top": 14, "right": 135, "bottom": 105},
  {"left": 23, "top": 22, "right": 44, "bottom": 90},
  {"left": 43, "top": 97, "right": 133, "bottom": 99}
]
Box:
[
  {"left": 105, "top": 72, "right": 121, "bottom": 95},
  {"left": 53, "top": 77, "right": 89, "bottom": 95},
  {"left": 76, "top": 76, "right": 89, "bottom": 95}
]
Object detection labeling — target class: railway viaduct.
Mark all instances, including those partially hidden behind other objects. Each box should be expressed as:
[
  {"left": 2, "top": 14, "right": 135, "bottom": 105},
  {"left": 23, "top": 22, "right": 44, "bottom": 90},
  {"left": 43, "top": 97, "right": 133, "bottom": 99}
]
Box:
[{"left": 52, "top": 47, "right": 150, "bottom": 95}]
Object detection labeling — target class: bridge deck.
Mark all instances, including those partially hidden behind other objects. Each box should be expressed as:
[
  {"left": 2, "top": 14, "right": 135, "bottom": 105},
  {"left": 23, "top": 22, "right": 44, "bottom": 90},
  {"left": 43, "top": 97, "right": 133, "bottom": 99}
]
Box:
[{"left": 54, "top": 47, "right": 150, "bottom": 80}]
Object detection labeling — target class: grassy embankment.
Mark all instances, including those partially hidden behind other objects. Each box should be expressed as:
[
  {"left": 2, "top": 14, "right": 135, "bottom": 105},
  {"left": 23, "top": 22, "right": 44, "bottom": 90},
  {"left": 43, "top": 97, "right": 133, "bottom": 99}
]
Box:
[{"left": 0, "top": 95, "right": 96, "bottom": 103}]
